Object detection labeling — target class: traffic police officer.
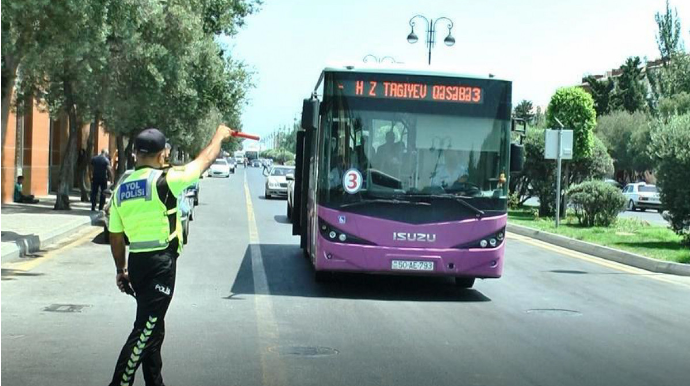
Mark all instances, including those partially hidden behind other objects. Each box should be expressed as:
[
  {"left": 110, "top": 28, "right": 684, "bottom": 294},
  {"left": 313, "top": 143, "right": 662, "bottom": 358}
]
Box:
[{"left": 108, "top": 125, "right": 233, "bottom": 386}]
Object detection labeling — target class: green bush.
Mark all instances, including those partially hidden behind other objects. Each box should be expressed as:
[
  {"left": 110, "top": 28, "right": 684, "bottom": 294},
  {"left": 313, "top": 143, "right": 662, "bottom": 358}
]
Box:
[
  {"left": 567, "top": 181, "right": 626, "bottom": 227},
  {"left": 508, "top": 192, "right": 521, "bottom": 209},
  {"left": 649, "top": 114, "right": 690, "bottom": 244}
]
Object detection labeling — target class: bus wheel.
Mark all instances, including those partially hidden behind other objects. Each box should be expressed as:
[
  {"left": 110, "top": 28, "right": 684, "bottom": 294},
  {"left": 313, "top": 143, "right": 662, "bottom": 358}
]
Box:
[
  {"left": 454, "top": 277, "right": 475, "bottom": 289},
  {"left": 314, "top": 270, "right": 333, "bottom": 283}
]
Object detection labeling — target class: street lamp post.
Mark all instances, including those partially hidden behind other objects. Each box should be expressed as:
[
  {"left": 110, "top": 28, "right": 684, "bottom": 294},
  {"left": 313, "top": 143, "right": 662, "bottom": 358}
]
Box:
[{"left": 406, "top": 15, "right": 455, "bottom": 65}]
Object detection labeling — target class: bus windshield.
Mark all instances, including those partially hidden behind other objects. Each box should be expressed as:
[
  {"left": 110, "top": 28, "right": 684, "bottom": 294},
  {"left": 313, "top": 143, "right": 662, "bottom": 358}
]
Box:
[{"left": 317, "top": 74, "right": 510, "bottom": 219}]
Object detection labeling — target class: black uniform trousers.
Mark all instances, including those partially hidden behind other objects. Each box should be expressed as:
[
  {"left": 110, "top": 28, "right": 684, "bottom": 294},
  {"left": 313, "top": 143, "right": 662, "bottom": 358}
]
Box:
[
  {"left": 91, "top": 178, "right": 108, "bottom": 211},
  {"left": 109, "top": 247, "right": 178, "bottom": 386}
]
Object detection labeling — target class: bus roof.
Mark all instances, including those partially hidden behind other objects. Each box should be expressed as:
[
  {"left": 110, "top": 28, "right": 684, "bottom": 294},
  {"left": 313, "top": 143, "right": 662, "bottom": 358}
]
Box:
[
  {"left": 315, "top": 64, "right": 509, "bottom": 94},
  {"left": 323, "top": 64, "right": 508, "bottom": 81}
]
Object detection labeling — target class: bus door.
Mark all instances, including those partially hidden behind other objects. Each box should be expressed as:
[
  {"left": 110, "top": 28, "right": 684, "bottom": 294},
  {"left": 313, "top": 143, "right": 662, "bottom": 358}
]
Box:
[
  {"left": 297, "top": 98, "right": 319, "bottom": 248},
  {"left": 292, "top": 129, "right": 305, "bottom": 236}
]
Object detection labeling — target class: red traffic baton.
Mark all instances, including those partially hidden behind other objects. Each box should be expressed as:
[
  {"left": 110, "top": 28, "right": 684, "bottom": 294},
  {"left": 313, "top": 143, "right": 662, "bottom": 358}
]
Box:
[{"left": 232, "top": 131, "right": 260, "bottom": 141}]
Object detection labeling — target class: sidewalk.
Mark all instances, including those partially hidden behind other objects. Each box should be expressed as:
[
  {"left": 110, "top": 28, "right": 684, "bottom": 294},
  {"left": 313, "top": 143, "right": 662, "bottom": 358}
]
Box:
[{"left": 1, "top": 193, "right": 103, "bottom": 263}]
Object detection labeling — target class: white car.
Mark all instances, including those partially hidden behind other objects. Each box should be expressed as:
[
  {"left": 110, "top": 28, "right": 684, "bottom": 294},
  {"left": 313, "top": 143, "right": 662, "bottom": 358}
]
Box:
[
  {"left": 623, "top": 182, "right": 662, "bottom": 212},
  {"left": 264, "top": 166, "right": 295, "bottom": 199},
  {"left": 208, "top": 159, "right": 231, "bottom": 178}
]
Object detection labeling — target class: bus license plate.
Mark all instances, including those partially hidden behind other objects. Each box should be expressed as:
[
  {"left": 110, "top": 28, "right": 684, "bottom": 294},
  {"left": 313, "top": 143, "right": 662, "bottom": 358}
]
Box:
[{"left": 391, "top": 260, "right": 434, "bottom": 271}]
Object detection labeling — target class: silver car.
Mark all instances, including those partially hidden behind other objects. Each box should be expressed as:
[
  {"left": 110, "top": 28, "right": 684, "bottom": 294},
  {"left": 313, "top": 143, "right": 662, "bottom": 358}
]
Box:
[
  {"left": 622, "top": 182, "right": 662, "bottom": 212},
  {"left": 264, "top": 166, "right": 295, "bottom": 199}
]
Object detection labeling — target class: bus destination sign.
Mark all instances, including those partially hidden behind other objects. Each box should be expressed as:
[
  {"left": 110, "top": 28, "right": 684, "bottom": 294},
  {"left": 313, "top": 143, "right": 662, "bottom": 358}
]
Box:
[{"left": 340, "top": 80, "right": 483, "bottom": 104}]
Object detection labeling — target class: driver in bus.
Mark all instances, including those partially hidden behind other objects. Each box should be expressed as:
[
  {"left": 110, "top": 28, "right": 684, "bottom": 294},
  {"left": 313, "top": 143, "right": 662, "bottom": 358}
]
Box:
[
  {"left": 375, "top": 130, "right": 403, "bottom": 176},
  {"left": 430, "top": 150, "right": 469, "bottom": 188}
]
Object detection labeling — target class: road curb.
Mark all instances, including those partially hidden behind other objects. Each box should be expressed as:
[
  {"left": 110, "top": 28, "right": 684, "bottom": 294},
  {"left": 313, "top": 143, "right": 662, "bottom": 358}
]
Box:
[
  {"left": 507, "top": 223, "right": 690, "bottom": 277},
  {"left": 1, "top": 213, "right": 102, "bottom": 263}
]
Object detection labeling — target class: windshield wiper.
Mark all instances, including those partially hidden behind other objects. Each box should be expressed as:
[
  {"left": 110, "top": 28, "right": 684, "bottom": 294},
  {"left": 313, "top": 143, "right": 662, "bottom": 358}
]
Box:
[
  {"left": 401, "top": 194, "right": 485, "bottom": 218},
  {"left": 340, "top": 197, "right": 430, "bottom": 208}
]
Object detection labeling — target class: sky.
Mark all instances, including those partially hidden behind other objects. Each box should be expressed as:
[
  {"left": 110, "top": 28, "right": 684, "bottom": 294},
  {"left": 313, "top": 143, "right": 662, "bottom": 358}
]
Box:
[{"left": 220, "top": 0, "right": 690, "bottom": 140}]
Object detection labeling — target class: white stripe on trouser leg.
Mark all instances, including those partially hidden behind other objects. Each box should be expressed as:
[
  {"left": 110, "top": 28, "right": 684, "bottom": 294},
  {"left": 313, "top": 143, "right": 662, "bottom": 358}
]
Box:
[{"left": 120, "top": 316, "right": 158, "bottom": 386}]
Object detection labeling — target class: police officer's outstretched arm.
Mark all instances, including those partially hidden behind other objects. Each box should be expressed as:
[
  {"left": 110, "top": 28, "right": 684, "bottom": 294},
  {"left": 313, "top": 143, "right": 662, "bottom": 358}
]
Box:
[
  {"left": 164, "top": 125, "right": 235, "bottom": 199},
  {"left": 190, "top": 124, "right": 235, "bottom": 175}
]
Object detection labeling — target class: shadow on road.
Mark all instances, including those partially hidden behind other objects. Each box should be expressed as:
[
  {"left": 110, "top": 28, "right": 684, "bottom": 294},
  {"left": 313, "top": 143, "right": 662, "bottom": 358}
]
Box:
[
  {"left": 92, "top": 231, "right": 109, "bottom": 245},
  {"left": 229, "top": 244, "right": 491, "bottom": 303},
  {"left": 273, "top": 215, "right": 290, "bottom": 224},
  {"left": 2, "top": 268, "right": 46, "bottom": 281}
]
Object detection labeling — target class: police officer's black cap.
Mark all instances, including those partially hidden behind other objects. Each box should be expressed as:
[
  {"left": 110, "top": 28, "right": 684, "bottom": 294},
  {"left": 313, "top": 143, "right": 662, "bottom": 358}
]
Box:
[{"left": 135, "top": 128, "right": 167, "bottom": 154}]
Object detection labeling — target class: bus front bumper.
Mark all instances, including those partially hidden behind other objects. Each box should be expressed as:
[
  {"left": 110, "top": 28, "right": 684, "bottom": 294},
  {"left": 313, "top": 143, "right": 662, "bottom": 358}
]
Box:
[{"left": 315, "top": 234, "right": 504, "bottom": 279}]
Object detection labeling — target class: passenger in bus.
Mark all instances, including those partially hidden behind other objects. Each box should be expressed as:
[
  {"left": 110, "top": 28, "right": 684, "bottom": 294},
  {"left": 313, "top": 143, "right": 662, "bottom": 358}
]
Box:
[
  {"left": 328, "top": 155, "right": 344, "bottom": 189},
  {"left": 375, "top": 130, "right": 403, "bottom": 176},
  {"left": 430, "top": 150, "right": 469, "bottom": 188},
  {"left": 355, "top": 136, "right": 373, "bottom": 170}
]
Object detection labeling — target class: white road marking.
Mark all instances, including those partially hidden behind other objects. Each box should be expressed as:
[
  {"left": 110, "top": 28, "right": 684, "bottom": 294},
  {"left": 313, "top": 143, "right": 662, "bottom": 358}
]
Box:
[{"left": 507, "top": 232, "right": 690, "bottom": 289}]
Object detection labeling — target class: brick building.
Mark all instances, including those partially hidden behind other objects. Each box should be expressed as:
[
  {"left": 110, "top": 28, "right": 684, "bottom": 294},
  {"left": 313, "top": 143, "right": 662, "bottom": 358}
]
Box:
[{"left": 1, "top": 94, "right": 115, "bottom": 203}]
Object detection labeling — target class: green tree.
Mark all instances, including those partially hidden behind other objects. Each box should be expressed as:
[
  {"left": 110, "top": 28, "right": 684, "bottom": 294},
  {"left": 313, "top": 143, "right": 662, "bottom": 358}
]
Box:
[
  {"left": 648, "top": 1, "right": 688, "bottom": 109},
  {"left": 278, "top": 121, "right": 299, "bottom": 152},
  {"left": 655, "top": 0, "right": 684, "bottom": 64},
  {"left": 17, "top": 0, "right": 111, "bottom": 209},
  {"left": 522, "top": 127, "right": 556, "bottom": 216},
  {"left": 658, "top": 91, "right": 690, "bottom": 117},
  {"left": 648, "top": 114, "right": 690, "bottom": 244},
  {"left": 101, "top": 0, "right": 254, "bottom": 175},
  {"left": 539, "top": 87, "right": 600, "bottom": 217},
  {"left": 514, "top": 100, "right": 535, "bottom": 123},
  {"left": 583, "top": 76, "right": 614, "bottom": 117},
  {"left": 10, "top": 0, "right": 257, "bottom": 207},
  {"left": 533, "top": 106, "right": 545, "bottom": 127},
  {"left": 546, "top": 87, "right": 597, "bottom": 160},
  {"left": 595, "top": 111, "right": 653, "bottom": 182},
  {"left": 612, "top": 57, "right": 647, "bottom": 114},
  {"left": 1, "top": 0, "right": 52, "bottom": 146}
]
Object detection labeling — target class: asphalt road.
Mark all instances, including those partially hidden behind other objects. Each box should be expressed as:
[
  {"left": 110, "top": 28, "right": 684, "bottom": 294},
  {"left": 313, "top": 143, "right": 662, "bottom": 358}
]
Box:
[{"left": 3, "top": 167, "right": 690, "bottom": 386}]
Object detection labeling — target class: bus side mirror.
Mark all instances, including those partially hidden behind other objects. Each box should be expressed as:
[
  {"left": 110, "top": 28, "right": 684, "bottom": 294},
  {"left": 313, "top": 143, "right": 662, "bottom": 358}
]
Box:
[
  {"left": 510, "top": 143, "right": 525, "bottom": 173},
  {"left": 301, "top": 98, "right": 319, "bottom": 131}
]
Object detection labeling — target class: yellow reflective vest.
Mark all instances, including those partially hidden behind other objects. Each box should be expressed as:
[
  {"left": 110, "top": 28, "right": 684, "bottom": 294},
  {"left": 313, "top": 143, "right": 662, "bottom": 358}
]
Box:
[{"left": 112, "top": 168, "right": 181, "bottom": 253}]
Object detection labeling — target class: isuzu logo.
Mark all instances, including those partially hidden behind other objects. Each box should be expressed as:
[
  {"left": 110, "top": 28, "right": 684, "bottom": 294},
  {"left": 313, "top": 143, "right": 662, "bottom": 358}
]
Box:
[{"left": 393, "top": 232, "right": 437, "bottom": 242}]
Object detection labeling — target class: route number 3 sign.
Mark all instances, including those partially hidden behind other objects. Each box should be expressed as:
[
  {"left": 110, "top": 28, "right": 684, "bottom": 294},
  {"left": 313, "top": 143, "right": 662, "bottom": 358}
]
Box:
[{"left": 343, "top": 169, "right": 363, "bottom": 194}]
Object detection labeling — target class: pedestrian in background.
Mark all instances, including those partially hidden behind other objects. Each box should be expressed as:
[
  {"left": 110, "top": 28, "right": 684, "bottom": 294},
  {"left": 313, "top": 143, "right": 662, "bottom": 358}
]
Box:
[
  {"left": 13, "top": 176, "right": 39, "bottom": 204},
  {"left": 91, "top": 149, "right": 111, "bottom": 211}
]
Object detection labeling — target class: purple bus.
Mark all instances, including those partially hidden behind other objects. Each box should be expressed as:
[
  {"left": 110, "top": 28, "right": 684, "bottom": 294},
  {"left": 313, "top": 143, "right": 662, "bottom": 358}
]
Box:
[{"left": 290, "top": 67, "right": 524, "bottom": 288}]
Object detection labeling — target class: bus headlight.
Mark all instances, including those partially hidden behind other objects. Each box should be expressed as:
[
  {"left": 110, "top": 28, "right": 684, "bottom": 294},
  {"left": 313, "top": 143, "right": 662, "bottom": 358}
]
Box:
[
  {"left": 318, "top": 218, "right": 375, "bottom": 246},
  {"left": 453, "top": 227, "right": 506, "bottom": 249}
]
